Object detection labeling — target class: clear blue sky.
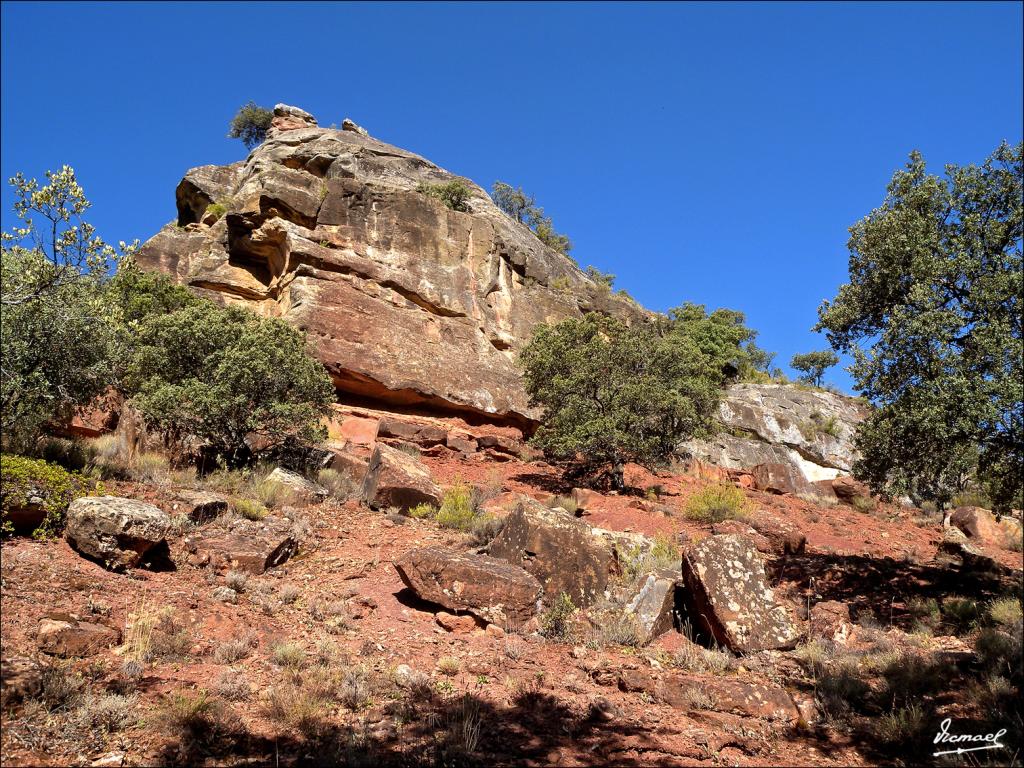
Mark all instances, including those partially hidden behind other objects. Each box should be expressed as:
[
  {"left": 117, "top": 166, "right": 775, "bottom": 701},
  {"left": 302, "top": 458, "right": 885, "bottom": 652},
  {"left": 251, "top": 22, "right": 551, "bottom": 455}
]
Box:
[{"left": 2, "top": 2, "right": 1021, "bottom": 392}]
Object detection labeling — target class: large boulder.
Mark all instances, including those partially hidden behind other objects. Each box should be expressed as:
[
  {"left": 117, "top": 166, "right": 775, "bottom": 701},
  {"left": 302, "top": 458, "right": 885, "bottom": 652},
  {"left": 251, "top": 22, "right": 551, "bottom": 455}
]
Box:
[
  {"left": 618, "top": 669, "right": 800, "bottom": 722},
  {"left": 950, "top": 507, "right": 1022, "bottom": 550},
  {"left": 488, "top": 498, "right": 615, "bottom": 607},
  {"left": 361, "top": 443, "right": 442, "bottom": 511},
  {"left": 65, "top": 496, "right": 171, "bottom": 570},
  {"left": 377, "top": 417, "right": 447, "bottom": 447},
  {"left": 265, "top": 467, "right": 328, "bottom": 505},
  {"left": 751, "top": 462, "right": 808, "bottom": 496},
  {"left": 182, "top": 515, "right": 300, "bottom": 574},
  {"left": 394, "top": 546, "right": 542, "bottom": 626},
  {"left": 622, "top": 569, "right": 681, "bottom": 645},
  {"left": 36, "top": 614, "right": 120, "bottom": 658},
  {"left": 680, "top": 533, "right": 798, "bottom": 653},
  {"left": 136, "top": 108, "right": 645, "bottom": 428}
]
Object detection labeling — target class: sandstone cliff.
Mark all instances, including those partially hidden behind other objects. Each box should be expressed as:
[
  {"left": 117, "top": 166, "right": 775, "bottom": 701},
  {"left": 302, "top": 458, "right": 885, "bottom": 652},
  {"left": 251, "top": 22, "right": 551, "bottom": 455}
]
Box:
[{"left": 137, "top": 105, "right": 645, "bottom": 428}]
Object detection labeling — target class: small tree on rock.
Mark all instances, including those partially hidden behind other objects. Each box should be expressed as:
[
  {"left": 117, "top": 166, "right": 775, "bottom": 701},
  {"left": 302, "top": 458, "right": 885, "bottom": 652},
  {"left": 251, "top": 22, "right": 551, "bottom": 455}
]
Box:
[
  {"left": 228, "top": 102, "right": 273, "bottom": 150},
  {"left": 790, "top": 350, "right": 839, "bottom": 387}
]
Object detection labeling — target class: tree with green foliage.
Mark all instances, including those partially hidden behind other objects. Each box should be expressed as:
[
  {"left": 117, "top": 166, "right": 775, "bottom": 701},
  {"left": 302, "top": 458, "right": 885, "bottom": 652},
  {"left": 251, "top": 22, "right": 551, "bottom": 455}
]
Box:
[
  {"left": 120, "top": 302, "right": 335, "bottom": 467},
  {"left": 227, "top": 102, "right": 273, "bottom": 150},
  {"left": 585, "top": 265, "right": 616, "bottom": 293},
  {"left": 520, "top": 313, "right": 720, "bottom": 489},
  {"left": 816, "top": 142, "right": 1023, "bottom": 518},
  {"left": 416, "top": 179, "right": 472, "bottom": 212},
  {"left": 664, "top": 302, "right": 774, "bottom": 382},
  {"left": 0, "top": 167, "right": 136, "bottom": 451},
  {"left": 491, "top": 180, "right": 573, "bottom": 256},
  {"left": 790, "top": 350, "right": 839, "bottom": 387}
]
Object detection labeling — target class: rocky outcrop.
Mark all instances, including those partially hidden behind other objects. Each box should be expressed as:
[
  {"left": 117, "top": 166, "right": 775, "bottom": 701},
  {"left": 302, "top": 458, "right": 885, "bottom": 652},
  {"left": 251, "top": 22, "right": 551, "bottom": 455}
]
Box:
[
  {"left": 394, "top": 546, "right": 543, "bottom": 625},
  {"left": 137, "top": 106, "right": 645, "bottom": 428},
  {"left": 686, "top": 383, "right": 868, "bottom": 487},
  {"left": 680, "top": 533, "right": 798, "bottom": 653},
  {"left": 622, "top": 569, "right": 681, "bottom": 645},
  {"left": 65, "top": 496, "right": 171, "bottom": 570},
  {"left": 182, "top": 515, "right": 300, "bottom": 574}
]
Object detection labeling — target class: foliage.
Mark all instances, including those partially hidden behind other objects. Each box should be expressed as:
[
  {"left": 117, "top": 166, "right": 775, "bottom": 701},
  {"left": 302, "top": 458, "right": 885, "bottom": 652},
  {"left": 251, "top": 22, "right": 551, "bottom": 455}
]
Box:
[
  {"left": 585, "top": 265, "right": 615, "bottom": 293},
  {"left": 520, "top": 313, "right": 720, "bottom": 488},
  {"left": 816, "top": 143, "right": 1023, "bottom": 514},
  {"left": 683, "top": 483, "right": 749, "bottom": 523},
  {"left": 416, "top": 179, "right": 472, "bottom": 212},
  {"left": 434, "top": 481, "right": 477, "bottom": 529},
  {"left": 0, "top": 168, "right": 135, "bottom": 451},
  {"left": 120, "top": 302, "right": 335, "bottom": 467},
  {"left": 0, "top": 454, "right": 94, "bottom": 537},
  {"left": 227, "top": 102, "right": 273, "bottom": 150},
  {"left": 621, "top": 534, "right": 679, "bottom": 579},
  {"left": 491, "top": 180, "right": 573, "bottom": 256},
  {"left": 790, "top": 350, "right": 839, "bottom": 387},
  {"left": 540, "top": 592, "right": 578, "bottom": 641},
  {"left": 663, "top": 302, "right": 773, "bottom": 382}
]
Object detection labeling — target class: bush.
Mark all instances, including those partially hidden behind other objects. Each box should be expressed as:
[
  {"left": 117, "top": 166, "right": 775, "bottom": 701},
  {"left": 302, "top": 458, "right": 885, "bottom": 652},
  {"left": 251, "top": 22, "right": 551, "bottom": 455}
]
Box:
[
  {"left": 540, "top": 592, "right": 578, "bottom": 642},
  {"left": 122, "top": 302, "right": 334, "bottom": 468},
  {"left": 0, "top": 454, "right": 95, "bottom": 537},
  {"left": 417, "top": 180, "right": 471, "bottom": 212},
  {"left": 317, "top": 468, "right": 358, "bottom": 501},
  {"left": 227, "top": 102, "right": 273, "bottom": 150},
  {"left": 622, "top": 534, "right": 679, "bottom": 579},
  {"left": 684, "top": 483, "right": 749, "bottom": 523},
  {"left": 232, "top": 497, "right": 267, "bottom": 521},
  {"left": 435, "top": 481, "right": 477, "bottom": 530},
  {"left": 204, "top": 202, "right": 228, "bottom": 221}
]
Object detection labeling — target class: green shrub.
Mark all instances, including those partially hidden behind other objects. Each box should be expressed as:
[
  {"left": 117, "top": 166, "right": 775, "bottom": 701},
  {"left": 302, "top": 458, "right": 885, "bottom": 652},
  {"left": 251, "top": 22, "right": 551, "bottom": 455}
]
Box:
[
  {"left": 1, "top": 454, "right": 96, "bottom": 537},
  {"left": 989, "top": 596, "right": 1023, "bottom": 630},
  {"left": 547, "top": 495, "right": 578, "bottom": 515},
  {"left": 417, "top": 180, "right": 471, "bottom": 212},
  {"left": 539, "top": 592, "right": 578, "bottom": 642},
  {"left": 408, "top": 502, "right": 437, "bottom": 519},
  {"left": 232, "top": 498, "right": 267, "bottom": 521},
  {"left": 684, "top": 483, "right": 749, "bottom": 523},
  {"left": 906, "top": 597, "right": 941, "bottom": 632},
  {"left": 941, "top": 597, "right": 982, "bottom": 634},
  {"left": 622, "top": 534, "right": 679, "bottom": 579},
  {"left": 435, "top": 481, "right": 477, "bottom": 530},
  {"left": 204, "top": 202, "right": 228, "bottom": 221},
  {"left": 227, "top": 102, "right": 273, "bottom": 149}
]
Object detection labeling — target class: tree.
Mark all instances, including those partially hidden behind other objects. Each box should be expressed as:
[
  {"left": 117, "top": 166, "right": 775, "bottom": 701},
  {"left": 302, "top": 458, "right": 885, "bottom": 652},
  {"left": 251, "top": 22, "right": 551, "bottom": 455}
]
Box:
[
  {"left": 416, "top": 179, "right": 471, "bottom": 212},
  {"left": 816, "top": 142, "right": 1023, "bottom": 518},
  {"left": 490, "top": 180, "right": 573, "bottom": 256},
  {"left": 120, "top": 301, "right": 335, "bottom": 467},
  {"left": 0, "top": 167, "right": 135, "bottom": 451},
  {"left": 520, "top": 313, "right": 720, "bottom": 489},
  {"left": 665, "top": 302, "right": 774, "bottom": 382},
  {"left": 228, "top": 102, "right": 273, "bottom": 150},
  {"left": 790, "top": 350, "right": 839, "bottom": 387}
]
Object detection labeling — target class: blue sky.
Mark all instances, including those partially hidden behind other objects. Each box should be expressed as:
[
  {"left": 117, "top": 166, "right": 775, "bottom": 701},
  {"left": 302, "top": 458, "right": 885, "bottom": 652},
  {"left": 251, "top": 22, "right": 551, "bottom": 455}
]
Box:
[{"left": 2, "top": 1, "right": 1021, "bottom": 392}]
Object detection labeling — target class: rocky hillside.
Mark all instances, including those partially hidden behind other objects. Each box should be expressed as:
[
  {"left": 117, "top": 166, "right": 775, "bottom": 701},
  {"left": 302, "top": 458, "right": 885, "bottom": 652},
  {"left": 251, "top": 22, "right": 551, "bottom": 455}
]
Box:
[{"left": 137, "top": 105, "right": 645, "bottom": 429}]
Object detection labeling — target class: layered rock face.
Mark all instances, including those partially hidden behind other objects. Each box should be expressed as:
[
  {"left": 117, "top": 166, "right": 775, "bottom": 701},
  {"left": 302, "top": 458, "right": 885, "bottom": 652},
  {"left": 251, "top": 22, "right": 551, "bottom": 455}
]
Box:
[
  {"left": 686, "top": 383, "right": 868, "bottom": 484},
  {"left": 138, "top": 105, "right": 644, "bottom": 428}
]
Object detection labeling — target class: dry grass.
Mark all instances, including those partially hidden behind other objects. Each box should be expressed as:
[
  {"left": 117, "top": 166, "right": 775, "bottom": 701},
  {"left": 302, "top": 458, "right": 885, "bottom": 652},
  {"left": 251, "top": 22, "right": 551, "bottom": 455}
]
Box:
[{"left": 684, "top": 484, "right": 749, "bottom": 523}]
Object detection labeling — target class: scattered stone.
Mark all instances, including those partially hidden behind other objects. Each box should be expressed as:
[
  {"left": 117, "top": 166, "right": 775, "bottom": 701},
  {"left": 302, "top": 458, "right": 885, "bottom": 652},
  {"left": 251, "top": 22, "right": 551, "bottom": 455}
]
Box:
[
  {"left": 623, "top": 569, "right": 680, "bottom": 645},
  {"left": 571, "top": 487, "right": 603, "bottom": 513},
  {"left": 65, "top": 496, "right": 171, "bottom": 570},
  {"left": 212, "top": 586, "right": 238, "bottom": 604},
  {"left": 488, "top": 498, "right": 614, "bottom": 607},
  {"left": 445, "top": 433, "right": 479, "bottom": 455},
  {"left": 485, "top": 623, "right": 505, "bottom": 637},
  {"left": 435, "top": 611, "right": 478, "bottom": 633},
  {"left": 361, "top": 443, "right": 442, "bottom": 511},
  {"left": 169, "top": 490, "right": 229, "bottom": 523},
  {"left": 90, "top": 753, "right": 126, "bottom": 768},
  {"left": 680, "top": 533, "right": 798, "bottom": 652},
  {"left": 589, "top": 696, "right": 621, "bottom": 721},
  {"left": 476, "top": 434, "right": 522, "bottom": 455},
  {"left": 36, "top": 614, "right": 120, "bottom": 657},
  {"left": 831, "top": 475, "right": 872, "bottom": 505},
  {"left": 938, "top": 528, "right": 1001, "bottom": 572},
  {"left": 1, "top": 656, "right": 41, "bottom": 709},
  {"left": 394, "top": 546, "right": 542, "bottom": 625},
  {"left": 746, "top": 509, "right": 807, "bottom": 555},
  {"left": 183, "top": 515, "right": 299, "bottom": 574},
  {"left": 265, "top": 467, "right": 328, "bottom": 505},
  {"left": 809, "top": 600, "right": 853, "bottom": 645}
]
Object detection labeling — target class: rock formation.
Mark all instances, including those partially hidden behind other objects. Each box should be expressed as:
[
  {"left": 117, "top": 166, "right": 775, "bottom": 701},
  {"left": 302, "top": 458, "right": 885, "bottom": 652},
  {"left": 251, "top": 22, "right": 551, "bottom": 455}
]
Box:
[{"left": 137, "top": 105, "right": 645, "bottom": 428}]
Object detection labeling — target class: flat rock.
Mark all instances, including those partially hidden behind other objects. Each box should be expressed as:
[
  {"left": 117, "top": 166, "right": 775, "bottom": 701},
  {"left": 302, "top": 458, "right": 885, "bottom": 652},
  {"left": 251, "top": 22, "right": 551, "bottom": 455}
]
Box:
[
  {"left": 36, "top": 614, "right": 120, "bottom": 657},
  {"left": 65, "top": 496, "right": 171, "bottom": 570},
  {"left": 183, "top": 515, "right": 299, "bottom": 574},
  {"left": 394, "top": 546, "right": 542, "bottom": 626},
  {"left": 488, "top": 498, "right": 614, "bottom": 607},
  {"left": 168, "top": 490, "right": 229, "bottom": 523},
  {"left": 680, "top": 533, "right": 798, "bottom": 652},
  {"left": 361, "top": 443, "right": 442, "bottom": 511},
  {"left": 378, "top": 418, "right": 447, "bottom": 447},
  {"left": 265, "top": 467, "right": 328, "bottom": 505}
]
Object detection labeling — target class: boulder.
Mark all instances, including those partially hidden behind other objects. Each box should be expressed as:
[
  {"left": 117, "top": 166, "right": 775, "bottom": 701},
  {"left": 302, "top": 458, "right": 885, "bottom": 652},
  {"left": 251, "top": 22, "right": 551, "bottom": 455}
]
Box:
[
  {"left": 270, "top": 103, "right": 317, "bottom": 133},
  {"left": 831, "top": 475, "right": 872, "bottom": 505},
  {"left": 168, "top": 490, "right": 229, "bottom": 523},
  {"left": 680, "top": 534, "right": 798, "bottom": 653},
  {"left": 394, "top": 546, "right": 542, "bottom": 626},
  {"left": 265, "top": 467, "right": 328, "bottom": 505},
  {"left": 65, "top": 496, "right": 171, "bottom": 570},
  {"left": 361, "top": 443, "right": 442, "bottom": 511},
  {"left": 445, "top": 433, "right": 479, "bottom": 455},
  {"left": 571, "top": 487, "right": 604, "bottom": 513},
  {"left": 1, "top": 656, "right": 42, "bottom": 709},
  {"left": 36, "top": 614, "right": 120, "bottom": 657},
  {"left": 938, "top": 528, "right": 1001, "bottom": 573},
  {"left": 183, "top": 515, "right": 299, "bottom": 574},
  {"left": 377, "top": 418, "right": 448, "bottom": 447},
  {"left": 488, "top": 498, "right": 615, "bottom": 607},
  {"left": 751, "top": 462, "right": 808, "bottom": 495},
  {"left": 809, "top": 600, "right": 853, "bottom": 645},
  {"left": 951, "top": 507, "right": 1022, "bottom": 550},
  {"left": 618, "top": 669, "right": 799, "bottom": 722},
  {"left": 341, "top": 118, "right": 368, "bottom": 136},
  {"left": 745, "top": 509, "right": 807, "bottom": 555},
  {"left": 435, "top": 611, "right": 478, "bottom": 633},
  {"left": 623, "top": 569, "right": 681, "bottom": 645}
]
